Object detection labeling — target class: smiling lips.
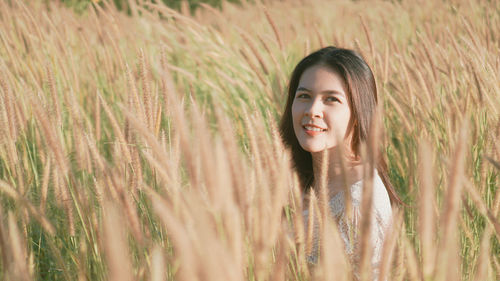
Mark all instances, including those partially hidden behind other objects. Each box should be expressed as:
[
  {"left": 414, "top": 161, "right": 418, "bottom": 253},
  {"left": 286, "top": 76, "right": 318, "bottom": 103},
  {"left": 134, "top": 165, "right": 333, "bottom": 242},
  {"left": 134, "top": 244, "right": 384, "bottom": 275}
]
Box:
[{"left": 303, "top": 124, "right": 327, "bottom": 136}]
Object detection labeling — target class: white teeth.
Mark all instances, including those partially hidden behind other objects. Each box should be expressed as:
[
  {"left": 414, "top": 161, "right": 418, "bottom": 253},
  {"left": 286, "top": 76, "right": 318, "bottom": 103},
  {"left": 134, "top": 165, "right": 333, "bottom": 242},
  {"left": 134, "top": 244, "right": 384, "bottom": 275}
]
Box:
[{"left": 304, "top": 126, "right": 324, "bottom": 132}]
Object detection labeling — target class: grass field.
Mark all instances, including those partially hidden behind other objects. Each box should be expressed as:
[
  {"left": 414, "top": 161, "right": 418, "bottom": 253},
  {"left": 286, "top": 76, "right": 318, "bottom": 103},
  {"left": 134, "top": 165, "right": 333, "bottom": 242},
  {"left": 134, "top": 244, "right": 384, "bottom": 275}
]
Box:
[{"left": 0, "top": 0, "right": 499, "bottom": 280}]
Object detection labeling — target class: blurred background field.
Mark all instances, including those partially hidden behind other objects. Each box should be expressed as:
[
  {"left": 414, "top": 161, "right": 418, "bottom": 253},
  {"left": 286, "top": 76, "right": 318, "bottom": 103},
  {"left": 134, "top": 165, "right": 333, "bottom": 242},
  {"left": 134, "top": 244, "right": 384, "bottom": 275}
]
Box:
[{"left": 0, "top": 0, "right": 499, "bottom": 280}]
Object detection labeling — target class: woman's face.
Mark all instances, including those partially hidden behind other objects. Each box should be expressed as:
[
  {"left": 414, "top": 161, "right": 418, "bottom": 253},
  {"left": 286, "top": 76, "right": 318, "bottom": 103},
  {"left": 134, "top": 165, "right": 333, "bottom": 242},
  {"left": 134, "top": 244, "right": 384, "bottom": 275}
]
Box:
[{"left": 291, "top": 64, "right": 352, "bottom": 153}]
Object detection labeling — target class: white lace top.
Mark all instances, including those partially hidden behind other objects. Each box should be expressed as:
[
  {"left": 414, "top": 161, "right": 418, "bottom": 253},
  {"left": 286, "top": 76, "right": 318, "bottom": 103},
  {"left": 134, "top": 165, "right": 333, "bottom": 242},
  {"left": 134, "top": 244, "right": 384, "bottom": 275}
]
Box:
[{"left": 303, "top": 170, "right": 392, "bottom": 280}]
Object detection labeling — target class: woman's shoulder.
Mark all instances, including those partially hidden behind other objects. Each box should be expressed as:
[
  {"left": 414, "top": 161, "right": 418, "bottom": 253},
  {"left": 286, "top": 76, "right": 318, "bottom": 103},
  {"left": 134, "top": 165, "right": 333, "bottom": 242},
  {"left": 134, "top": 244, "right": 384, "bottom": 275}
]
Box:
[
  {"left": 303, "top": 170, "right": 392, "bottom": 217},
  {"left": 372, "top": 170, "right": 392, "bottom": 219},
  {"left": 343, "top": 170, "right": 392, "bottom": 215}
]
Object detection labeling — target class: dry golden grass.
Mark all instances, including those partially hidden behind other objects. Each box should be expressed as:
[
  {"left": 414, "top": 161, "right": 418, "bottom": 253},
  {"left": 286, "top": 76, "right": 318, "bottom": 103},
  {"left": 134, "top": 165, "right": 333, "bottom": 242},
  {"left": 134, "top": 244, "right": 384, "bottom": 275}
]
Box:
[{"left": 0, "top": 0, "right": 499, "bottom": 280}]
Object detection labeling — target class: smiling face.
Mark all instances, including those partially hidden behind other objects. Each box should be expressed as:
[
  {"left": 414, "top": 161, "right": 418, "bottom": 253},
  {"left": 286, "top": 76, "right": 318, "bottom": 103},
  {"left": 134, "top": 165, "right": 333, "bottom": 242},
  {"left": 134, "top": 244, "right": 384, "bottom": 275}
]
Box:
[{"left": 291, "top": 64, "right": 352, "bottom": 153}]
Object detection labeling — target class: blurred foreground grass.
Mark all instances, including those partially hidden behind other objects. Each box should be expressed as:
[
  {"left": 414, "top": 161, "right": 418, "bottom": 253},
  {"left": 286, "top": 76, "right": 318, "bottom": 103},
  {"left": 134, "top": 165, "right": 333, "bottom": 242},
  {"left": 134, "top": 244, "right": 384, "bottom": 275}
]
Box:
[{"left": 0, "top": 0, "right": 499, "bottom": 280}]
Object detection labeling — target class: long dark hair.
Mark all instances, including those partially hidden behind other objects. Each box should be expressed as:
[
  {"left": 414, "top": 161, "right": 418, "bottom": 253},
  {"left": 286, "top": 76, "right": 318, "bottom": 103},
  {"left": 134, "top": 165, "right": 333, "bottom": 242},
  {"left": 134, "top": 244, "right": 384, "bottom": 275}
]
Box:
[{"left": 279, "top": 46, "right": 402, "bottom": 205}]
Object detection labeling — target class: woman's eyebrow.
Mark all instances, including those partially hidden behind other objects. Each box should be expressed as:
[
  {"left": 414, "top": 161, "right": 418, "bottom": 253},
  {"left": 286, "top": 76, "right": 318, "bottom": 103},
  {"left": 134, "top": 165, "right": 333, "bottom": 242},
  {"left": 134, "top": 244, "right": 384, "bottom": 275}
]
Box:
[
  {"left": 296, "top": 86, "right": 311, "bottom": 92},
  {"left": 297, "top": 86, "right": 345, "bottom": 97},
  {"left": 322, "top": 90, "right": 345, "bottom": 97}
]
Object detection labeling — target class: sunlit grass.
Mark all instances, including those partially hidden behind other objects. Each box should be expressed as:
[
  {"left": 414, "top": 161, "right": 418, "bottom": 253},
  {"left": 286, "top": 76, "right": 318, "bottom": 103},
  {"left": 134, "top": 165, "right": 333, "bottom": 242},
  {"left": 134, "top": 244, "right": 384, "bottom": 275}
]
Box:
[{"left": 0, "top": 0, "right": 499, "bottom": 280}]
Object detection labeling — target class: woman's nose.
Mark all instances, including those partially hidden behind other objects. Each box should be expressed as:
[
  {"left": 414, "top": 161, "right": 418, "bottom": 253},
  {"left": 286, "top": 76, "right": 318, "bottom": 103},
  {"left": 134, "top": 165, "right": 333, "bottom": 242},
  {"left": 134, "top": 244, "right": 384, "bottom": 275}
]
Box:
[{"left": 304, "top": 99, "right": 322, "bottom": 119}]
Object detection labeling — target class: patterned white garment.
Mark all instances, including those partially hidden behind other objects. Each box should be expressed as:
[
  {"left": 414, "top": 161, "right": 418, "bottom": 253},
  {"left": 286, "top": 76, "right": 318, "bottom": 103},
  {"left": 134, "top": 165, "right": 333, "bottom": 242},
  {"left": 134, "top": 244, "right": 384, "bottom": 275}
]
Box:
[{"left": 303, "top": 169, "right": 393, "bottom": 280}]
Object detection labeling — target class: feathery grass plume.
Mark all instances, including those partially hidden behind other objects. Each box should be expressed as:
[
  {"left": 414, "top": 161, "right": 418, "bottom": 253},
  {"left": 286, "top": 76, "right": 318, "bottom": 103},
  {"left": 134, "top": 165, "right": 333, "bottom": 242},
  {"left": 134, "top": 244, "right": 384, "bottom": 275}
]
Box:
[
  {"left": 159, "top": 44, "right": 171, "bottom": 117},
  {"left": 0, "top": 180, "right": 55, "bottom": 236},
  {"left": 213, "top": 138, "right": 244, "bottom": 270},
  {"left": 55, "top": 165, "right": 75, "bottom": 236},
  {"left": 305, "top": 189, "right": 317, "bottom": 257},
  {"left": 253, "top": 113, "right": 288, "bottom": 223},
  {"left": 101, "top": 42, "right": 116, "bottom": 82},
  {"left": 144, "top": 0, "right": 204, "bottom": 31},
  {"left": 102, "top": 200, "right": 135, "bottom": 281},
  {"left": 460, "top": 209, "right": 475, "bottom": 245},
  {"left": 417, "top": 140, "right": 437, "bottom": 278},
  {"left": 111, "top": 171, "right": 144, "bottom": 245},
  {"left": 490, "top": 164, "right": 500, "bottom": 217},
  {"left": 97, "top": 92, "right": 132, "bottom": 164},
  {"left": 31, "top": 101, "right": 68, "bottom": 176},
  {"left": 188, "top": 97, "right": 216, "bottom": 199},
  {"left": 357, "top": 107, "right": 383, "bottom": 280},
  {"left": 180, "top": 0, "right": 190, "bottom": 16},
  {"left": 243, "top": 111, "right": 286, "bottom": 280},
  {"left": 359, "top": 16, "right": 374, "bottom": 65},
  {"left": 0, "top": 71, "right": 18, "bottom": 142},
  {"left": 414, "top": 66, "right": 433, "bottom": 106},
  {"left": 403, "top": 234, "right": 422, "bottom": 281},
  {"left": 119, "top": 103, "right": 178, "bottom": 190},
  {"left": 130, "top": 143, "right": 143, "bottom": 192},
  {"left": 51, "top": 166, "right": 62, "bottom": 205},
  {"left": 316, "top": 149, "right": 329, "bottom": 226},
  {"left": 473, "top": 226, "right": 492, "bottom": 281},
  {"left": 95, "top": 89, "right": 101, "bottom": 142},
  {"left": 493, "top": 257, "right": 500, "bottom": 280},
  {"left": 154, "top": 99, "right": 162, "bottom": 138},
  {"left": 40, "top": 155, "right": 51, "bottom": 213},
  {"left": 332, "top": 126, "right": 353, "bottom": 223},
  {"left": 150, "top": 245, "right": 166, "bottom": 281},
  {"left": 239, "top": 47, "right": 267, "bottom": 86},
  {"left": 242, "top": 106, "right": 264, "bottom": 185},
  {"left": 270, "top": 226, "right": 291, "bottom": 281},
  {"left": 77, "top": 239, "right": 88, "bottom": 281},
  {"left": 84, "top": 132, "right": 106, "bottom": 174},
  {"left": 290, "top": 172, "right": 309, "bottom": 276},
  {"left": 5, "top": 212, "right": 32, "bottom": 281},
  {"left": 141, "top": 150, "right": 175, "bottom": 191},
  {"left": 434, "top": 121, "right": 469, "bottom": 281},
  {"left": 213, "top": 105, "right": 245, "bottom": 199},
  {"left": 45, "top": 63, "right": 62, "bottom": 129},
  {"left": 461, "top": 16, "right": 481, "bottom": 50},
  {"left": 384, "top": 89, "right": 412, "bottom": 132},
  {"left": 356, "top": 143, "right": 375, "bottom": 281},
  {"left": 125, "top": 63, "right": 146, "bottom": 127},
  {"left": 396, "top": 53, "right": 414, "bottom": 99},
  {"left": 198, "top": 2, "right": 224, "bottom": 21},
  {"left": 238, "top": 30, "right": 269, "bottom": 75},
  {"left": 148, "top": 191, "right": 197, "bottom": 281},
  {"left": 139, "top": 48, "right": 153, "bottom": 130},
  {"left": 257, "top": 34, "right": 283, "bottom": 78},
  {"left": 312, "top": 24, "right": 326, "bottom": 49},
  {"left": 378, "top": 208, "right": 403, "bottom": 281},
  {"left": 65, "top": 88, "right": 91, "bottom": 172},
  {"left": 469, "top": 61, "right": 485, "bottom": 107},
  {"left": 268, "top": 143, "right": 290, "bottom": 248},
  {"left": 267, "top": 110, "right": 286, "bottom": 160},
  {"left": 262, "top": 7, "right": 283, "bottom": 51},
  {"left": 417, "top": 32, "right": 438, "bottom": 85},
  {"left": 149, "top": 187, "right": 244, "bottom": 281},
  {"left": 0, "top": 205, "right": 7, "bottom": 272},
  {"left": 393, "top": 226, "right": 406, "bottom": 280},
  {"left": 157, "top": 58, "right": 199, "bottom": 192},
  {"left": 317, "top": 215, "right": 350, "bottom": 281},
  {"left": 0, "top": 93, "right": 19, "bottom": 172},
  {"left": 382, "top": 42, "right": 390, "bottom": 84},
  {"left": 0, "top": 74, "right": 21, "bottom": 164},
  {"left": 462, "top": 177, "right": 500, "bottom": 239}
]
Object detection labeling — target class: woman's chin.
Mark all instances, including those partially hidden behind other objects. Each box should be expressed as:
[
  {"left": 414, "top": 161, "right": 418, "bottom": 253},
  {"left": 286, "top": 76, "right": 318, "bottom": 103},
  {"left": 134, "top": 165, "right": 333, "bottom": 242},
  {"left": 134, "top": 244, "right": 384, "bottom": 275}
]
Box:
[{"left": 299, "top": 144, "right": 330, "bottom": 153}]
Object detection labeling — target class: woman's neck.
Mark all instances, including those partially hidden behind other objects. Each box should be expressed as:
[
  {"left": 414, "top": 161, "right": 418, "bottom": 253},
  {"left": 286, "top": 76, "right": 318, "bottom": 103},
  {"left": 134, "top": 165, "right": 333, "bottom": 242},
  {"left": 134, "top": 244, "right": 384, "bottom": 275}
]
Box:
[{"left": 311, "top": 147, "right": 363, "bottom": 196}]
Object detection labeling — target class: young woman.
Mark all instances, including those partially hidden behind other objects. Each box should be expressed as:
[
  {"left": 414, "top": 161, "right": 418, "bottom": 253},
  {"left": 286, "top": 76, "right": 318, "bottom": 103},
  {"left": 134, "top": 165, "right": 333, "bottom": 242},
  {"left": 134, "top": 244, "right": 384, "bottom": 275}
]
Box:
[{"left": 279, "top": 46, "right": 401, "bottom": 279}]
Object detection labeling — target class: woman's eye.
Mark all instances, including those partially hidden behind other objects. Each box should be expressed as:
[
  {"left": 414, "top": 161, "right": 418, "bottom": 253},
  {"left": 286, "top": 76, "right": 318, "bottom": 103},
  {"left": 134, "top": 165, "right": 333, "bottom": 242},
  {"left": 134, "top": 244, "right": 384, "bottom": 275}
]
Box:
[
  {"left": 296, "top": 93, "right": 310, "bottom": 99},
  {"left": 325, "top": 96, "right": 340, "bottom": 103}
]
